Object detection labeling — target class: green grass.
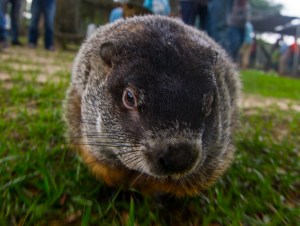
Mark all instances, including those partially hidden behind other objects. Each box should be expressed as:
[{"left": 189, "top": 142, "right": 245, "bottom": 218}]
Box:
[
  {"left": 241, "top": 69, "right": 300, "bottom": 100},
  {"left": 1, "top": 48, "right": 300, "bottom": 225}
]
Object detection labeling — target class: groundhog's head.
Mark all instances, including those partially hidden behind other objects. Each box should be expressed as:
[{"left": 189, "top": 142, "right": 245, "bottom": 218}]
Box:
[{"left": 68, "top": 16, "right": 237, "bottom": 195}]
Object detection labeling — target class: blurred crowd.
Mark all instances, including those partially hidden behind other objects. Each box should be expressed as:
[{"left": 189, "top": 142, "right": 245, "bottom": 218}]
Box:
[
  {"left": 108, "top": 0, "right": 299, "bottom": 74},
  {"left": 270, "top": 36, "right": 299, "bottom": 75},
  {"left": 0, "top": 0, "right": 299, "bottom": 75},
  {"left": 0, "top": 0, "right": 56, "bottom": 51},
  {"left": 109, "top": 0, "right": 255, "bottom": 65}
]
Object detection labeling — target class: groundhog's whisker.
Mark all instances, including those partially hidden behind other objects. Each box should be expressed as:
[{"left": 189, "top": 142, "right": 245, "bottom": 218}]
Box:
[
  {"left": 80, "top": 120, "right": 97, "bottom": 124},
  {"left": 85, "top": 150, "right": 144, "bottom": 164},
  {"left": 122, "top": 156, "right": 144, "bottom": 169},
  {"left": 85, "top": 134, "right": 142, "bottom": 140},
  {"left": 131, "top": 169, "right": 146, "bottom": 186},
  {"left": 122, "top": 157, "right": 139, "bottom": 166},
  {"left": 70, "top": 131, "right": 143, "bottom": 138},
  {"left": 69, "top": 135, "right": 129, "bottom": 141},
  {"left": 81, "top": 128, "right": 139, "bottom": 137},
  {"left": 71, "top": 142, "right": 137, "bottom": 148},
  {"left": 70, "top": 133, "right": 144, "bottom": 142},
  {"left": 68, "top": 136, "right": 142, "bottom": 146}
]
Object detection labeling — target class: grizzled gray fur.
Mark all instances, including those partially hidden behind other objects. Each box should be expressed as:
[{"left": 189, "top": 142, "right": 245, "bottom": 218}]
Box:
[{"left": 64, "top": 15, "right": 240, "bottom": 196}]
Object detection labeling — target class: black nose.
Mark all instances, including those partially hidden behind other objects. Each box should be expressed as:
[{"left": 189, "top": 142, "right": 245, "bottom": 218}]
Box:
[{"left": 157, "top": 143, "right": 198, "bottom": 175}]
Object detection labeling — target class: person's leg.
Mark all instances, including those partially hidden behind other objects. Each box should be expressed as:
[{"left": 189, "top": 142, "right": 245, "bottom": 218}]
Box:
[
  {"left": 10, "top": 0, "right": 22, "bottom": 44},
  {"left": 243, "top": 44, "right": 252, "bottom": 68},
  {"left": 198, "top": 4, "right": 208, "bottom": 31},
  {"left": 28, "top": 0, "right": 41, "bottom": 47},
  {"left": 207, "top": 0, "right": 231, "bottom": 48},
  {"left": 279, "top": 51, "right": 288, "bottom": 74},
  {"left": 226, "top": 26, "right": 244, "bottom": 61},
  {"left": 0, "top": 0, "right": 8, "bottom": 43},
  {"left": 180, "top": 1, "right": 196, "bottom": 26},
  {"left": 43, "top": 0, "right": 55, "bottom": 49}
]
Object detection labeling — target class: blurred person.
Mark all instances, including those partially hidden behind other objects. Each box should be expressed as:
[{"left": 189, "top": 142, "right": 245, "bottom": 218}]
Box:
[
  {"left": 109, "top": 6, "right": 123, "bottom": 23},
  {"left": 0, "top": 4, "right": 5, "bottom": 50},
  {"left": 239, "top": 21, "right": 253, "bottom": 68},
  {"left": 28, "top": 0, "right": 56, "bottom": 51},
  {"left": 226, "top": 0, "right": 250, "bottom": 61},
  {"left": 194, "top": 0, "right": 209, "bottom": 30},
  {"left": 286, "top": 37, "right": 299, "bottom": 75},
  {"left": 249, "top": 35, "right": 257, "bottom": 68},
  {"left": 109, "top": 0, "right": 125, "bottom": 23},
  {"left": 179, "top": 0, "right": 196, "bottom": 25},
  {"left": 207, "top": 0, "right": 233, "bottom": 48},
  {"left": 86, "top": 23, "right": 96, "bottom": 38},
  {"left": 143, "top": 0, "right": 170, "bottom": 16},
  {"left": 0, "top": 0, "right": 23, "bottom": 47},
  {"left": 109, "top": 0, "right": 154, "bottom": 24},
  {"left": 179, "top": 0, "right": 208, "bottom": 29},
  {"left": 270, "top": 37, "right": 283, "bottom": 72},
  {"left": 278, "top": 37, "right": 288, "bottom": 74}
]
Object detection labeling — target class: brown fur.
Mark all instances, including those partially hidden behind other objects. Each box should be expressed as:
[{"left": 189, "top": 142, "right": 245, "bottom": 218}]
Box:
[{"left": 78, "top": 143, "right": 228, "bottom": 196}]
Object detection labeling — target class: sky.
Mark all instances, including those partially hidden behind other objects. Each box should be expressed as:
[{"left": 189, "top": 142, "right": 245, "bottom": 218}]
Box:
[
  {"left": 260, "top": 1, "right": 300, "bottom": 44},
  {"left": 274, "top": 0, "right": 300, "bottom": 17}
]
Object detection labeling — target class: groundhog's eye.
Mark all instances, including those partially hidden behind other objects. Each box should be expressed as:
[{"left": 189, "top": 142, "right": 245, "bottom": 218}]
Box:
[{"left": 122, "top": 88, "right": 138, "bottom": 110}]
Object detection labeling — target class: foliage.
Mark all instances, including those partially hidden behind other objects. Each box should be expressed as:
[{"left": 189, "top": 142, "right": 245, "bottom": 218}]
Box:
[{"left": 241, "top": 70, "right": 300, "bottom": 100}]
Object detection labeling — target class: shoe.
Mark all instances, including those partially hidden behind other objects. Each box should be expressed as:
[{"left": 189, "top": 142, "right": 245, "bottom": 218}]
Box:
[
  {"left": 28, "top": 43, "right": 37, "bottom": 49},
  {"left": 12, "top": 40, "right": 23, "bottom": 46},
  {"left": 46, "top": 46, "right": 55, "bottom": 51}
]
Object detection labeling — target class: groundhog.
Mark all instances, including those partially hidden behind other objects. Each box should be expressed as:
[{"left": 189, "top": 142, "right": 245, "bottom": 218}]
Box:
[{"left": 64, "top": 15, "right": 240, "bottom": 197}]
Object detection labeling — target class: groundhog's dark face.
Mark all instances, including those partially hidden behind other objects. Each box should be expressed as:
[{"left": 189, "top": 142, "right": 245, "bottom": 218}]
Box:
[{"left": 80, "top": 26, "right": 218, "bottom": 180}]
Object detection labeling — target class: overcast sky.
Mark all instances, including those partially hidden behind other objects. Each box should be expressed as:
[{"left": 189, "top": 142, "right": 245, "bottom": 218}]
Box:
[
  {"left": 260, "top": 1, "right": 300, "bottom": 44},
  {"left": 274, "top": 0, "right": 300, "bottom": 17}
]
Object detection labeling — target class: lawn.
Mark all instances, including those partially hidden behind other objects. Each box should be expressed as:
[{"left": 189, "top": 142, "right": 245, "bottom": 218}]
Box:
[
  {"left": 241, "top": 69, "right": 300, "bottom": 101},
  {"left": 0, "top": 47, "right": 299, "bottom": 226}
]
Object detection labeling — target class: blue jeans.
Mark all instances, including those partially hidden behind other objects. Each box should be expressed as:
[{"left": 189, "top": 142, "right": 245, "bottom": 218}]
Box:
[
  {"left": 226, "top": 26, "right": 245, "bottom": 61},
  {"left": 28, "top": 0, "right": 56, "bottom": 49},
  {"left": 0, "top": 0, "right": 22, "bottom": 43},
  {"left": 180, "top": 1, "right": 209, "bottom": 29},
  {"left": 0, "top": 2, "right": 5, "bottom": 42},
  {"left": 180, "top": 1, "right": 197, "bottom": 26},
  {"left": 207, "top": 0, "right": 233, "bottom": 48},
  {"left": 9, "top": 0, "right": 21, "bottom": 43}
]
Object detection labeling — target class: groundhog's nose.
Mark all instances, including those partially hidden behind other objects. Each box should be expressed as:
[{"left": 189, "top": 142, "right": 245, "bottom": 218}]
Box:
[{"left": 157, "top": 143, "right": 198, "bottom": 175}]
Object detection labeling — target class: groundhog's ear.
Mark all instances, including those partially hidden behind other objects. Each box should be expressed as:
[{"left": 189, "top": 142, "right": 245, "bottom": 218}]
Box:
[
  {"left": 210, "top": 49, "right": 219, "bottom": 65},
  {"left": 100, "top": 41, "right": 116, "bottom": 67}
]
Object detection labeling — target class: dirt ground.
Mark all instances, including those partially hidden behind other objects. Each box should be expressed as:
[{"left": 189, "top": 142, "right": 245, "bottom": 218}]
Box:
[
  {"left": 0, "top": 46, "right": 73, "bottom": 87},
  {"left": 240, "top": 94, "right": 300, "bottom": 112}
]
